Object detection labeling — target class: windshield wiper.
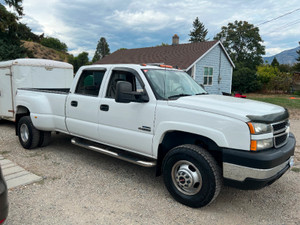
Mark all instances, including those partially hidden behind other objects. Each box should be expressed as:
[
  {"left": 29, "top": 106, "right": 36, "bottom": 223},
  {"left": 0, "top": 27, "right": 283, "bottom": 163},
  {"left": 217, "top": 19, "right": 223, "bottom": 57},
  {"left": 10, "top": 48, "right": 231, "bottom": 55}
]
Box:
[
  {"left": 195, "top": 92, "right": 208, "bottom": 95},
  {"left": 168, "top": 94, "right": 191, "bottom": 99}
]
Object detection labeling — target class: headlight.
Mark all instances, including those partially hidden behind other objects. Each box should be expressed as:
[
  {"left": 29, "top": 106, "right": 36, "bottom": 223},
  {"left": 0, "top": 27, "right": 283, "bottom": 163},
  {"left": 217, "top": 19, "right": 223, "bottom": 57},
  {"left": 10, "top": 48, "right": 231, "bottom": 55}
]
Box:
[
  {"left": 248, "top": 122, "right": 273, "bottom": 151},
  {"left": 247, "top": 122, "right": 272, "bottom": 134}
]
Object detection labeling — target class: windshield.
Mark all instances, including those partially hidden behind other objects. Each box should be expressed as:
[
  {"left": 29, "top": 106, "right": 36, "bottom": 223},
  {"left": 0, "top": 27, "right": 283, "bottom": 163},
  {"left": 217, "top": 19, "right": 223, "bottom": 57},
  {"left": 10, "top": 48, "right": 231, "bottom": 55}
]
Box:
[{"left": 143, "top": 69, "right": 207, "bottom": 100}]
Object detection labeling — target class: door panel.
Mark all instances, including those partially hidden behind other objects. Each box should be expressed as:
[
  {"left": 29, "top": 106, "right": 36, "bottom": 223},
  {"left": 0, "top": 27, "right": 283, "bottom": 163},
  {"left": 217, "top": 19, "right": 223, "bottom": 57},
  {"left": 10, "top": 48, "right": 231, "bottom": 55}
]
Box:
[
  {"left": 66, "top": 94, "right": 100, "bottom": 140},
  {"left": 99, "top": 98, "right": 155, "bottom": 155},
  {"left": 0, "top": 68, "right": 13, "bottom": 118},
  {"left": 65, "top": 69, "right": 105, "bottom": 140},
  {"left": 98, "top": 69, "right": 156, "bottom": 156}
]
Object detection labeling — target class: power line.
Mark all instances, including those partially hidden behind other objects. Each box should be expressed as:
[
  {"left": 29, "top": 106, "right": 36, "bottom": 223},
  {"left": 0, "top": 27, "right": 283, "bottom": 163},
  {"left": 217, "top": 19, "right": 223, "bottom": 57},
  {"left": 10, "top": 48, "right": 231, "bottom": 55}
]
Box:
[
  {"left": 266, "top": 18, "right": 300, "bottom": 34},
  {"left": 257, "top": 7, "right": 300, "bottom": 26}
]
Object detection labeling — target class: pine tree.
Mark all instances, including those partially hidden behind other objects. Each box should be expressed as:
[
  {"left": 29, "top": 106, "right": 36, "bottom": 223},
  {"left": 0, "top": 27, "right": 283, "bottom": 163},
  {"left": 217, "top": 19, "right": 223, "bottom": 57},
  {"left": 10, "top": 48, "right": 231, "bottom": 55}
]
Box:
[
  {"left": 294, "top": 42, "right": 300, "bottom": 72},
  {"left": 271, "top": 57, "right": 279, "bottom": 67},
  {"left": 189, "top": 17, "right": 208, "bottom": 42},
  {"left": 0, "top": 1, "right": 27, "bottom": 60},
  {"left": 92, "top": 37, "right": 110, "bottom": 63},
  {"left": 297, "top": 42, "right": 300, "bottom": 62},
  {"left": 3, "top": 0, "right": 23, "bottom": 16}
]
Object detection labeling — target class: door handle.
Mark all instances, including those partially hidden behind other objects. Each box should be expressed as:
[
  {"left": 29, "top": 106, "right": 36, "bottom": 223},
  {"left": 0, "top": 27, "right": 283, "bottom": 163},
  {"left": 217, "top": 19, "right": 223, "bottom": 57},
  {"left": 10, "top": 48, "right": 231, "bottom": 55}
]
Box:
[
  {"left": 100, "top": 104, "right": 109, "bottom": 111},
  {"left": 71, "top": 101, "right": 78, "bottom": 107}
]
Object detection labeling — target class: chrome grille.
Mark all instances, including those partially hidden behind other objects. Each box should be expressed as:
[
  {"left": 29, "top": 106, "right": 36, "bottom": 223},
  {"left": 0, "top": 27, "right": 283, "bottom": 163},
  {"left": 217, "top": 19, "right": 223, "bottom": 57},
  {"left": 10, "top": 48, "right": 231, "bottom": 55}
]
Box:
[{"left": 272, "top": 120, "right": 289, "bottom": 148}]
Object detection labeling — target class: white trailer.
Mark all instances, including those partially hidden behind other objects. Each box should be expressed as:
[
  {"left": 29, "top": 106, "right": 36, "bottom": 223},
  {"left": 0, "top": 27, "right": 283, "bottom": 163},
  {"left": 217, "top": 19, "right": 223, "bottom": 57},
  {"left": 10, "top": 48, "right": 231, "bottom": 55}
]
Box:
[{"left": 0, "top": 58, "right": 73, "bottom": 121}]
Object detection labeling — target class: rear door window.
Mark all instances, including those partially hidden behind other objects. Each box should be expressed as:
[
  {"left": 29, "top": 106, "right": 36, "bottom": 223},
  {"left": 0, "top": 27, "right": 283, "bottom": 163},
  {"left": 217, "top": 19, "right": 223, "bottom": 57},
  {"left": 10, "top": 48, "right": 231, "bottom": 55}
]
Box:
[{"left": 75, "top": 70, "right": 106, "bottom": 96}]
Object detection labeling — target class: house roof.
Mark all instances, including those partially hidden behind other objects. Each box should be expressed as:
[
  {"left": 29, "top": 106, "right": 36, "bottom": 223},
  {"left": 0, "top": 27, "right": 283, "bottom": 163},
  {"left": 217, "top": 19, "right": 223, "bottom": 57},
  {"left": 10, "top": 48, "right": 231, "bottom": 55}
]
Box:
[{"left": 95, "top": 40, "right": 234, "bottom": 70}]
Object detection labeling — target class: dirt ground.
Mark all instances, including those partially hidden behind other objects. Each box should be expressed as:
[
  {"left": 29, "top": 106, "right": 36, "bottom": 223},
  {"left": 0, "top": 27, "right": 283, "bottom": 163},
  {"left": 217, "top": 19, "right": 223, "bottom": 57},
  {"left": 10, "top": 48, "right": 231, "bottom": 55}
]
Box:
[{"left": 0, "top": 117, "right": 299, "bottom": 225}]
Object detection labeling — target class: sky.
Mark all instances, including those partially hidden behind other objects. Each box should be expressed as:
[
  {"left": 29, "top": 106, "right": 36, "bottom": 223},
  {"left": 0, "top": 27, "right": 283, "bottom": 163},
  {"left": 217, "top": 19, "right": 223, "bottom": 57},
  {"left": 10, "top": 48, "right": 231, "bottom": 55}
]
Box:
[{"left": 4, "top": 0, "right": 300, "bottom": 58}]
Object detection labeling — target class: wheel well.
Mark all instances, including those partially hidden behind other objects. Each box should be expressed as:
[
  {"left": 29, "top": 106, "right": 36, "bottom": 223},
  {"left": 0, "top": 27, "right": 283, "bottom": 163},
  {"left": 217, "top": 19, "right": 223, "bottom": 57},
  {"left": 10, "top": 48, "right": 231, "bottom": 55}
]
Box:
[
  {"left": 156, "top": 131, "right": 222, "bottom": 176},
  {"left": 15, "top": 106, "right": 30, "bottom": 135}
]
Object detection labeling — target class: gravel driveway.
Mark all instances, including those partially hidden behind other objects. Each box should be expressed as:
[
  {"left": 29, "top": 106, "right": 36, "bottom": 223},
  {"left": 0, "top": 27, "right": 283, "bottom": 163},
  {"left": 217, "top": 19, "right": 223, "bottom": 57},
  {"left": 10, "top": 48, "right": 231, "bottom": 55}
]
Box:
[{"left": 0, "top": 119, "right": 299, "bottom": 225}]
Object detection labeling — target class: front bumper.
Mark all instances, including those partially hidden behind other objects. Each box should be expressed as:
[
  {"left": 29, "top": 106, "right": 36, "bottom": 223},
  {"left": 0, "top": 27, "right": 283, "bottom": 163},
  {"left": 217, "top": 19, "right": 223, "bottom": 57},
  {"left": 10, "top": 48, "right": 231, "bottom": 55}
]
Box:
[{"left": 222, "top": 133, "right": 296, "bottom": 190}]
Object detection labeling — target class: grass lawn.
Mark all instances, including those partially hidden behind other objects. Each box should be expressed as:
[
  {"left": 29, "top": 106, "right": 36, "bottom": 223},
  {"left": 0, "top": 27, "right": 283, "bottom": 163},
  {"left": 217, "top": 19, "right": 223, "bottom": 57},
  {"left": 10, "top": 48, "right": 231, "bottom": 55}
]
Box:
[{"left": 247, "top": 94, "right": 300, "bottom": 110}]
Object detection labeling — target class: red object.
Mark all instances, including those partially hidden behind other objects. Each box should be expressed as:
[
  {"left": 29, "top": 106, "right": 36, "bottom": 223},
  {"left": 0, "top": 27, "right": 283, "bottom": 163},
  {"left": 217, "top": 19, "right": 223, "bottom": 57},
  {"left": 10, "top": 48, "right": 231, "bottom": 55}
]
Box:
[
  {"left": 234, "top": 93, "right": 246, "bottom": 98},
  {"left": 0, "top": 219, "right": 6, "bottom": 224}
]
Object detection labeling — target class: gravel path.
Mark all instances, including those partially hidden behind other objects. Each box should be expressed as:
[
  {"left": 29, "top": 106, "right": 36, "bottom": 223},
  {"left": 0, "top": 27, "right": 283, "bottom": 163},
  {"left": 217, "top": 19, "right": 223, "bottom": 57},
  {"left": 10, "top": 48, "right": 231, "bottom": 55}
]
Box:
[{"left": 0, "top": 119, "right": 299, "bottom": 225}]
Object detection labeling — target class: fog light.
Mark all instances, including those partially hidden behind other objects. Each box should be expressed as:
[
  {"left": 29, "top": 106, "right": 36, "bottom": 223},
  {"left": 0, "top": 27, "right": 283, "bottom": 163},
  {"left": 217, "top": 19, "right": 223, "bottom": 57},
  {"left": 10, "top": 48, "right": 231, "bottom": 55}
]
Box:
[{"left": 256, "top": 138, "right": 273, "bottom": 150}]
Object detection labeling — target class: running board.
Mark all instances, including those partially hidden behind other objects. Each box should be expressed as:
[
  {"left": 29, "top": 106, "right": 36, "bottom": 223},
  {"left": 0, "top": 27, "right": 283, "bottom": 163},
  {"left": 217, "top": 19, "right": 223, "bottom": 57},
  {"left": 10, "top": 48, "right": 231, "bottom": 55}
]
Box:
[{"left": 71, "top": 137, "right": 156, "bottom": 167}]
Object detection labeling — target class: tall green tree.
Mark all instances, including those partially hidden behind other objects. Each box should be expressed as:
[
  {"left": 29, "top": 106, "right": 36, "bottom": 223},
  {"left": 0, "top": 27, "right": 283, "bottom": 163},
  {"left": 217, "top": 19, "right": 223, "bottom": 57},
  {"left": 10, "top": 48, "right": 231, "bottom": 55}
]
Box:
[
  {"left": 214, "top": 20, "right": 265, "bottom": 92},
  {"left": 0, "top": 1, "right": 27, "bottom": 60},
  {"left": 271, "top": 57, "right": 279, "bottom": 67},
  {"left": 189, "top": 17, "right": 208, "bottom": 42},
  {"left": 3, "top": 0, "right": 23, "bottom": 16},
  {"left": 92, "top": 37, "right": 110, "bottom": 63},
  {"left": 295, "top": 42, "right": 300, "bottom": 72}
]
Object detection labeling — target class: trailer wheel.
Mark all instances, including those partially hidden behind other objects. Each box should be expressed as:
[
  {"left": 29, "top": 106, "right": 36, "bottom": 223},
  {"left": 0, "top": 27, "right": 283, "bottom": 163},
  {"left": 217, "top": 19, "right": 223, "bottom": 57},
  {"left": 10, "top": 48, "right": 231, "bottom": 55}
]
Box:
[
  {"left": 38, "top": 131, "right": 51, "bottom": 147},
  {"left": 18, "top": 116, "right": 40, "bottom": 149},
  {"left": 162, "top": 144, "right": 222, "bottom": 208}
]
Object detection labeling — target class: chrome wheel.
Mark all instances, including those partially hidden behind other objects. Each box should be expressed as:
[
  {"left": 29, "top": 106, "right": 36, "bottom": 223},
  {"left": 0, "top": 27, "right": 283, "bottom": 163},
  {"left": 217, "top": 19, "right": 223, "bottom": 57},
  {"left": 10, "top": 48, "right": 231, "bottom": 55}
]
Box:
[
  {"left": 20, "top": 124, "right": 29, "bottom": 143},
  {"left": 171, "top": 160, "right": 202, "bottom": 195}
]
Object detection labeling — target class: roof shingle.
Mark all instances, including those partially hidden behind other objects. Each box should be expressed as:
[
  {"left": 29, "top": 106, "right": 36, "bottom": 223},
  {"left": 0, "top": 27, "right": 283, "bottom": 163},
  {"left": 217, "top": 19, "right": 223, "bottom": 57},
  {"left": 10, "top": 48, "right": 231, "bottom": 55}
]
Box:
[{"left": 95, "top": 40, "right": 219, "bottom": 70}]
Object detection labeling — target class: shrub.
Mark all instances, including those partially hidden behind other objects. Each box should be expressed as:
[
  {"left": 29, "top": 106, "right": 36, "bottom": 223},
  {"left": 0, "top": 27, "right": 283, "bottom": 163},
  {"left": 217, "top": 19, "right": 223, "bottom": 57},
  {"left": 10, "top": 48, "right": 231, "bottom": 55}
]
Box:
[{"left": 40, "top": 36, "right": 68, "bottom": 52}]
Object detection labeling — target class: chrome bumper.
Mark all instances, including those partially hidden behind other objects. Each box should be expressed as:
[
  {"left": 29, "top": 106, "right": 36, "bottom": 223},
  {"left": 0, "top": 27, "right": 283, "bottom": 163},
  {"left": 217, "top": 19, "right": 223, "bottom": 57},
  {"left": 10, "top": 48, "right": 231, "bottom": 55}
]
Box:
[{"left": 223, "top": 156, "right": 294, "bottom": 182}]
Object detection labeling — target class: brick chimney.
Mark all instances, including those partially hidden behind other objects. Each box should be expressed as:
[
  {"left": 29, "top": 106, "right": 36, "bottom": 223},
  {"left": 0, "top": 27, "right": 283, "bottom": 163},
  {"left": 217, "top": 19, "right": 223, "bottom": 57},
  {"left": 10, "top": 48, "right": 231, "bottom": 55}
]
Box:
[{"left": 172, "top": 34, "right": 179, "bottom": 45}]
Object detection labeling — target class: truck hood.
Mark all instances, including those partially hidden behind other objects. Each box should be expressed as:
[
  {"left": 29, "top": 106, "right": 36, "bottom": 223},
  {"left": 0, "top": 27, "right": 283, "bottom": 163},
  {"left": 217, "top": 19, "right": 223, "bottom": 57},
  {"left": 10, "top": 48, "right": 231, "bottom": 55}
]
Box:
[{"left": 168, "top": 95, "right": 287, "bottom": 123}]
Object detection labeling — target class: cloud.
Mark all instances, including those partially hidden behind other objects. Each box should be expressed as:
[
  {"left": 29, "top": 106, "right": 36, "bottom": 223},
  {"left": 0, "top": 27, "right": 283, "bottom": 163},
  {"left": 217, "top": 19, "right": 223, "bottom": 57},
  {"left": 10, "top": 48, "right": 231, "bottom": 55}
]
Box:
[{"left": 14, "top": 0, "right": 300, "bottom": 59}]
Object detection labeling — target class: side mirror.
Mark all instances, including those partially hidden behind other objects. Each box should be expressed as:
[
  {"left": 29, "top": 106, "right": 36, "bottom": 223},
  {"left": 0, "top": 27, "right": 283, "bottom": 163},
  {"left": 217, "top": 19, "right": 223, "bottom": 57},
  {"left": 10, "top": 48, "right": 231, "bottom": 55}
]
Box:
[{"left": 115, "top": 81, "right": 149, "bottom": 103}]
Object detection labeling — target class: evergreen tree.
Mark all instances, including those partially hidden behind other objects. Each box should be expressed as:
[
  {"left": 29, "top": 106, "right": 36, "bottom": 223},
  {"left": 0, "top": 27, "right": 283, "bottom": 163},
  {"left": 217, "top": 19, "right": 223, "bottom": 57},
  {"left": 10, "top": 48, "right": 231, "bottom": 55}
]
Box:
[
  {"left": 271, "top": 57, "right": 279, "bottom": 67},
  {"left": 297, "top": 42, "right": 300, "bottom": 62},
  {"left": 3, "top": 0, "right": 23, "bottom": 16},
  {"left": 295, "top": 42, "right": 300, "bottom": 72},
  {"left": 0, "top": 2, "right": 27, "bottom": 60},
  {"left": 92, "top": 37, "right": 110, "bottom": 63},
  {"left": 189, "top": 17, "right": 208, "bottom": 42}
]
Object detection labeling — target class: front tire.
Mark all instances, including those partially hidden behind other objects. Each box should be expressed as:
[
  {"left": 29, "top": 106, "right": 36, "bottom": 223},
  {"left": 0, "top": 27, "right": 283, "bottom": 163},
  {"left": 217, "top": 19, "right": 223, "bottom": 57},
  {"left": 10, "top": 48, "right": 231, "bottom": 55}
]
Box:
[
  {"left": 18, "top": 116, "right": 40, "bottom": 149},
  {"left": 162, "top": 144, "right": 222, "bottom": 208}
]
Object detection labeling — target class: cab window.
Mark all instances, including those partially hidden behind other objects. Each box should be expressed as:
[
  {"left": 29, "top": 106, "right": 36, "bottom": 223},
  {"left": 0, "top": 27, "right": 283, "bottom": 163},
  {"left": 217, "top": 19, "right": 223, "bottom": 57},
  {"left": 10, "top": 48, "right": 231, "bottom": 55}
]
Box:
[
  {"left": 75, "top": 70, "right": 106, "bottom": 96},
  {"left": 106, "top": 70, "right": 144, "bottom": 98}
]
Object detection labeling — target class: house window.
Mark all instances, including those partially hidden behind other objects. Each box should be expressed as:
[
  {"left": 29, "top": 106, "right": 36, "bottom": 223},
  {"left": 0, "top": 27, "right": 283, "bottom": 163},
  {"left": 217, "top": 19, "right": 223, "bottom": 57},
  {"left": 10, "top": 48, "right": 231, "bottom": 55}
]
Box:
[{"left": 204, "top": 67, "right": 213, "bottom": 85}]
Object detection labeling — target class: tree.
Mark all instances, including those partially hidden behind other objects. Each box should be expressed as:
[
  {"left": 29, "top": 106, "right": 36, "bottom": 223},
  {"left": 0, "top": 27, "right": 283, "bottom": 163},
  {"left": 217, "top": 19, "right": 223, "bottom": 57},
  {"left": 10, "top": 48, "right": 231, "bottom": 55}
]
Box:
[
  {"left": 156, "top": 42, "right": 169, "bottom": 47},
  {"left": 215, "top": 21, "right": 265, "bottom": 69},
  {"left": 0, "top": 3, "right": 27, "bottom": 60},
  {"left": 16, "top": 23, "right": 41, "bottom": 42},
  {"left": 295, "top": 42, "right": 300, "bottom": 72},
  {"left": 189, "top": 17, "right": 208, "bottom": 42},
  {"left": 214, "top": 20, "right": 265, "bottom": 92},
  {"left": 92, "top": 37, "right": 110, "bottom": 63},
  {"left": 271, "top": 57, "right": 279, "bottom": 67},
  {"left": 232, "top": 63, "right": 261, "bottom": 93},
  {"left": 40, "top": 36, "right": 68, "bottom": 52},
  {"left": 257, "top": 64, "right": 280, "bottom": 85},
  {"left": 68, "top": 52, "right": 90, "bottom": 73},
  {"left": 3, "top": 0, "right": 23, "bottom": 16}
]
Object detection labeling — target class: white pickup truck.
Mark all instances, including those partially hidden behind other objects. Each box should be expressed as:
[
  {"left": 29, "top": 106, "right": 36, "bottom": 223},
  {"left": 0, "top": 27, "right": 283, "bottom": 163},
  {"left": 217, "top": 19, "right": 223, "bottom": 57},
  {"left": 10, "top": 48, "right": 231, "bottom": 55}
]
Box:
[{"left": 15, "top": 64, "right": 295, "bottom": 208}]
